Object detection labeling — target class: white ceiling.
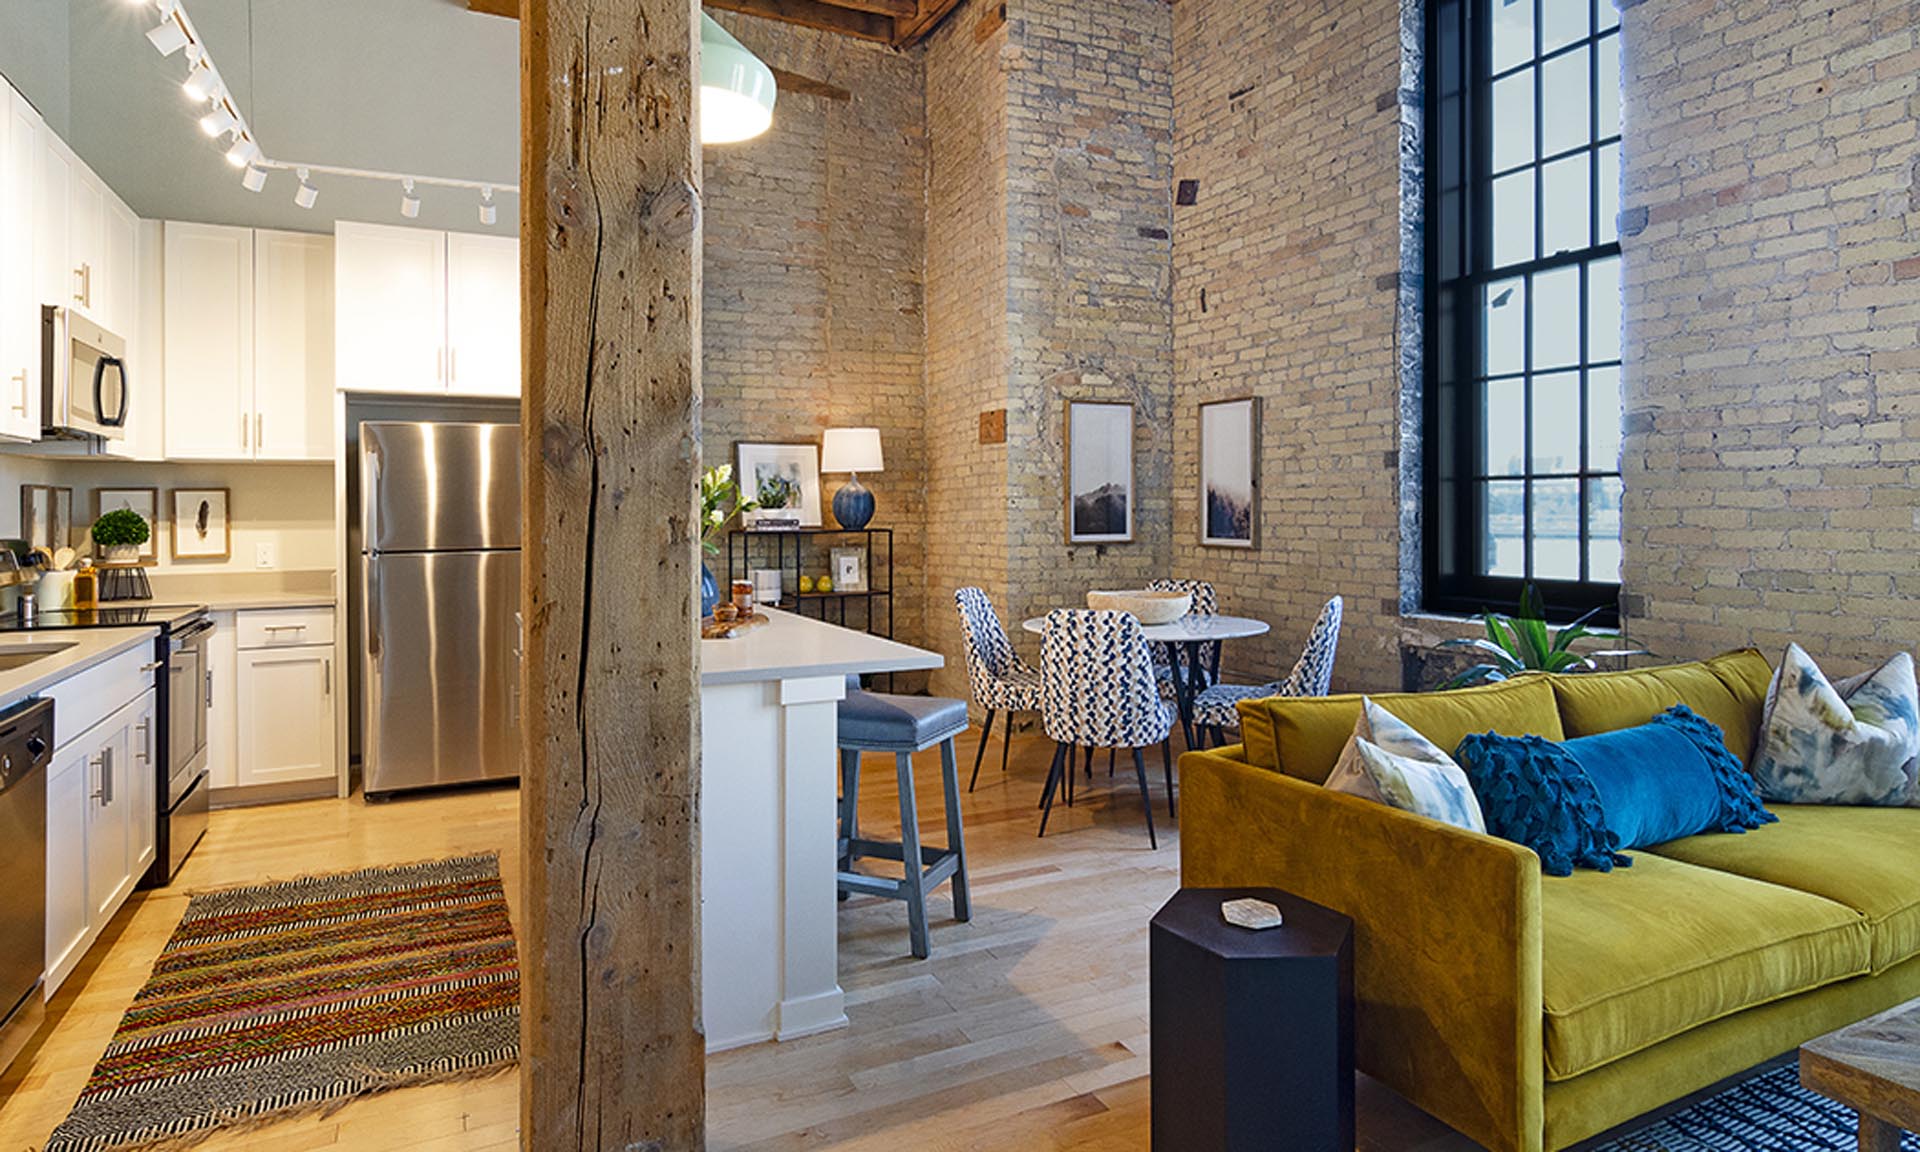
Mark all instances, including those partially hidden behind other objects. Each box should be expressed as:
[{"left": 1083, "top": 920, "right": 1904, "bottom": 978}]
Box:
[{"left": 6, "top": 0, "right": 520, "bottom": 234}]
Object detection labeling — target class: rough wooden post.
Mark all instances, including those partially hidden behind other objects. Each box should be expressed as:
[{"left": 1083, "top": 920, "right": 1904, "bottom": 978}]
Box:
[{"left": 520, "top": 0, "right": 706, "bottom": 1147}]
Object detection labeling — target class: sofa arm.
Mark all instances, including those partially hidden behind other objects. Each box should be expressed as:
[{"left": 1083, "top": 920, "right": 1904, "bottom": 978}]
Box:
[{"left": 1179, "top": 749, "right": 1545, "bottom": 1152}]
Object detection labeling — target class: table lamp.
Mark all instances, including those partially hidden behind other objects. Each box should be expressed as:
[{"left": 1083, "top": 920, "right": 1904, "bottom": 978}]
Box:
[{"left": 822, "top": 427, "right": 884, "bottom": 530}]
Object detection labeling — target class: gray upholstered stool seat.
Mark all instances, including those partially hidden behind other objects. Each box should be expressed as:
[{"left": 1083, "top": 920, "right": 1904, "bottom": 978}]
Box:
[{"left": 838, "top": 681, "right": 971, "bottom": 960}]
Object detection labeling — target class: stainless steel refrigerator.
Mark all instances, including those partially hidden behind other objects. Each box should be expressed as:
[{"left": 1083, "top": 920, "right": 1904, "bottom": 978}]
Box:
[{"left": 359, "top": 421, "right": 522, "bottom": 796}]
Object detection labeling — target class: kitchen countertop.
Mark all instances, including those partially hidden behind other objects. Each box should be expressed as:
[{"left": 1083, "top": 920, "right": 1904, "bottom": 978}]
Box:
[
  {"left": 0, "top": 628, "right": 158, "bottom": 709},
  {"left": 197, "top": 591, "right": 338, "bottom": 611},
  {"left": 700, "top": 607, "right": 941, "bottom": 686}
]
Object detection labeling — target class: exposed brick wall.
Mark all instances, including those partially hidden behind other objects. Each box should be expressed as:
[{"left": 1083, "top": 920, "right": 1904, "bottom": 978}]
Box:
[
  {"left": 1618, "top": 0, "right": 1920, "bottom": 675},
  {"left": 702, "top": 14, "right": 929, "bottom": 656},
  {"left": 1170, "top": 0, "right": 1409, "bottom": 691}
]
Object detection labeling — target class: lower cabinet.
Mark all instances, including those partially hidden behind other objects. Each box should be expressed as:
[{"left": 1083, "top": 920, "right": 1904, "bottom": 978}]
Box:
[{"left": 236, "top": 645, "right": 336, "bottom": 787}]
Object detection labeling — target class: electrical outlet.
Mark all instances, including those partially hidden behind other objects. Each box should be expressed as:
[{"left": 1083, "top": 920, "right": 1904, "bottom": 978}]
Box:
[{"left": 255, "top": 542, "right": 276, "bottom": 569}]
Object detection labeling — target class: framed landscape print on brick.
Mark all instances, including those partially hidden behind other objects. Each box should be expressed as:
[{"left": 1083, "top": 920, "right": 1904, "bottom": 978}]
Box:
[
  {"left": 1065, "top": 400, "right": 1134, "bottom": 544},
  {"left": 1200, "top": 397, "right": 1259, "bottom": 548}
]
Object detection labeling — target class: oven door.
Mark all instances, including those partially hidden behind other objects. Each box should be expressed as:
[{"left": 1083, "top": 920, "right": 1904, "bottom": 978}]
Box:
[{"left": 166, "top": 621, "right": 211, "bottom": 807}]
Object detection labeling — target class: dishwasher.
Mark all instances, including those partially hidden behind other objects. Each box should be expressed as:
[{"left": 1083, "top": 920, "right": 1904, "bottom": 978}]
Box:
[{"left": 0, "top": 697, "right": 53, "bottom": 1077}]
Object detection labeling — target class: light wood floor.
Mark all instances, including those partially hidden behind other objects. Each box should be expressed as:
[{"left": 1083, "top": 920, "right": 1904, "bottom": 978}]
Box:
[{"left": 0, "top": 727, "right": 1477, "bottom": 1151}]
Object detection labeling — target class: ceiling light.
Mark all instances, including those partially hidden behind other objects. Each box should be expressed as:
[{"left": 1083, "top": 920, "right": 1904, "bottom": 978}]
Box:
[
  {"left": 699, "top": 13, "right": 776, "bottom": 145},
  {"left": 241, "top": 164, "right": 267, "bottom": 192},
  {"left": 478, "top": 187, "right": 497, "bottom": 226},
  {"left": 182, "top": 55, "right": 217, "bottom": 102},
  {"left": 295, "top": 169, "right": 317, "bottom": 209},
  {"left": 199, "top": 104, "right": 237, "bottom": 138},
  {"left": 224, "top": 136, "right": 260, "bottom": 168},
  {"left": 146, "top": 13, "right": 190, "bottom": 56},
  {"left": 400, "top": 179, "right": 420, "bottom": 219}
]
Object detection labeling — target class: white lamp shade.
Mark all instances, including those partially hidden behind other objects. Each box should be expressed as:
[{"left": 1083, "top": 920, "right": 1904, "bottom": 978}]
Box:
[
  {"left": 821, "top": 427, "right": 884, "bottom": 474},
  {"left": 700, "top": 13, "right": 776, "bottom": 145}
]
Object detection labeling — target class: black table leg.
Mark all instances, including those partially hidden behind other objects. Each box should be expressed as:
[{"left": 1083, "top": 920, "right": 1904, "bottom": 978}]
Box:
[{"left": 1171, "top": 642, "right": 1200, "bottom": 751}]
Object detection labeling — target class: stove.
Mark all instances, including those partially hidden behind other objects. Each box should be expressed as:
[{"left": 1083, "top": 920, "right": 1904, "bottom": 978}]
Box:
[{"left": 0, "top": 603, "right": 208, "bottom": 634}]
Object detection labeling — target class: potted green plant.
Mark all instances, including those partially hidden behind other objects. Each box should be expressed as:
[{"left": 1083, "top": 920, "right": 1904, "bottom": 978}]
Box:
[
  {"left": 699, "top": 464, "right": 756, "bottom": 616},
  {"left": 90, "top": 508, "right": 150, "bottom": 565},
  {"left": 1435, "top": 585, "right": 1647, "bottom": 689}
]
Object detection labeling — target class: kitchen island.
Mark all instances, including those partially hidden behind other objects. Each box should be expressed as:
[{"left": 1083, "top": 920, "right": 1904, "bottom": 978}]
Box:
[{"left": 701, "top": 608, "right": 942, "bottom": 1051}]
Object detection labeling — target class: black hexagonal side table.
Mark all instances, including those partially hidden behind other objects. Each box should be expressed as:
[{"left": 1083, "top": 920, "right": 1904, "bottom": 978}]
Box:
[{"left": 1150, "top": 887, "right": 1355, "bottom": 1152}]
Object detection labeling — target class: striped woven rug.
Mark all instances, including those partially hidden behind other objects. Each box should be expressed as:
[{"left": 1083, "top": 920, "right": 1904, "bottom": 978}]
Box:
[
  {"left": 46, "top": 854, "right": 520, "bottom": 1152},
  {"left": 1593, "top": 1062, "right": 1920, "bottom": 1151}
]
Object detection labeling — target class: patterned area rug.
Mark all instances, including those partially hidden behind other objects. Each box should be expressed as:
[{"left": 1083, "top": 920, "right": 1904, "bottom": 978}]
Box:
[
  {"left": 1593, "top": 1063, "right": 1920, "bottom": 1151},
  {"left": 46, "top": 854, "right": 520, "bottom": 1152}
]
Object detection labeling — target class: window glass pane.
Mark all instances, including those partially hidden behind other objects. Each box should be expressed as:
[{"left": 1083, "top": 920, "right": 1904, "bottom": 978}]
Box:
[
  {"left": 1492, "top": 69, "right": 1536, "bottom": 171},
  {"left": 1596, "top": 141, "right": 1620, "bottom": 244},
  {"left": 1597, "top": 34, "right": 1620, "bottom": 138},
  {"left": 1484, "top": 277, "right": 1528, "bottom": 377},
  {"left": 1492, "top": 171, "right": 1536, "bottom": 266},
  {"left": 1533, "top": 479, "right": 1581, "bottom": 580},
  {"left": 1531, "top": 266, "right": 1580, "bottom": 369},
  {"left": 1587, "top": 477, "right": 1623, "bottom": 582},
  {"left": 1540, "top": 50, "right": 1591, "bottom": 156},
  {"left": 1541, "top": 152, "right": 1591, "bottom": 254},
  {"left": 1483, "top": 480, "right": 1527, "bottom": 577},
  {"left": 1541, "top": 0, "right": 1588, "bottom": 54},
  {"left": 1492, "top": 0, "right": 1536, "bottom": 74},
  {"left": 1586, "top": 366, "right": 1622, "bottom": 469},
  {"left": 1595, "top": 0, "right": 1619, "bottom": 35},
  {"left": 1531, "top": 371, "right": 1581, "bottom": 473},
  {"left": 1587, "top": 255, "right": 1622, "bottom": 363},
  {"left": 1485, "top": 378, "right": 1526, "bottom": 476}
]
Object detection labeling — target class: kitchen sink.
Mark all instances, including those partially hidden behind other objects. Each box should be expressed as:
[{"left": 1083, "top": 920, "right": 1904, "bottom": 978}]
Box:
[{"left": 0, "top": 642, "right": 77, "bottom": 672}]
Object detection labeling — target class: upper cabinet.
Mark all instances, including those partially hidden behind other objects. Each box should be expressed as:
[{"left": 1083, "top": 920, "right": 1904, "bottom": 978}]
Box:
[
  {"left": 0, "top": 83, "right": 41, "bottom": 441},
  {"left": 163, "top": 223, "right": 334, "bottom": 462},
  {"left": 335, "top": 221, "right": 518, "bottom": 396}
]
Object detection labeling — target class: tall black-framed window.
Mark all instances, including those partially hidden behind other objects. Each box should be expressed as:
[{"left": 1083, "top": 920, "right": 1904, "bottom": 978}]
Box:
[{"left": 1425, "top": 0, "right": 1622, "bottom": 620}]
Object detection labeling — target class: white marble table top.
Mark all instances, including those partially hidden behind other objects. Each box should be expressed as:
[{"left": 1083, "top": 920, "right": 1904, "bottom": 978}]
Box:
[
  {"left": 1020, "top": 613, "right": 1271, "bottom": 642},
  {"left": 701, "top": 607, "right": 942, "bottom": 686}
]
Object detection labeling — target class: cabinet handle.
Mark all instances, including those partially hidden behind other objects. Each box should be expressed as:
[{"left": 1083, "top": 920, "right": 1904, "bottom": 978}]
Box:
[
  {"left": 104, "top": 746, "right": 113, "bottom": 804},
  {"left": 256, "top": 413, "right": 263, "bottom": 448},
  {"left": 136, "top": 719, "right": 150, "bottom": 764},
  {"left": 324, "top": 658, "right": 332, "bottom": 695},
  {"left": 450, "top": 348, "right": 457, "bottom": 384},
  {"left": 90, "top": 752, "right": 105, "bottom": 801},
  {"left": 9, "top": 370, "right": 24, "bottom": 416},
  {"left": 140, "top": 660, "right": 164, "bottom": 672},
  {"left": 263, "top": 623, "right": 307, "bottom": 634},
  {"left": 73, "top": 266, "right": 86, "bottom": 305},
  {"left": 242, "top": 412, "right": 250, "bottom": 450}
]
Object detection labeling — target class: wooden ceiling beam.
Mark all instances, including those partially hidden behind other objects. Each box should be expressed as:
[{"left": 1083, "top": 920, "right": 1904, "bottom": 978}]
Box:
[
  {"left": 821, "top": 0, "right": 919, "bottom": 17},
  {"left": 703, "top": 0, "right": 895, "bottom": 42},
  {"left": 467, "top": 0, "right": 518, "bottom": 17},
  {"left": 891, "top": 0, "right": 968, "bottom": 46}
]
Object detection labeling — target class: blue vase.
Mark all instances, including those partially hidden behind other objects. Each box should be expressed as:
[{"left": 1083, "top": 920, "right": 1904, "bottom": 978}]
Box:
[
  {"left": 832, "top": 475, "right": 876, "bottom": 531},
  {"left": 700, "top": 562, "right": 720, "bottom": 617}
]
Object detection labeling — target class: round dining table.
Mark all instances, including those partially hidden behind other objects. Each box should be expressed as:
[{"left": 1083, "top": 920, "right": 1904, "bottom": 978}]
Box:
[{"left": 1022, "top": 613, "right": 1271, "bottom": 749}]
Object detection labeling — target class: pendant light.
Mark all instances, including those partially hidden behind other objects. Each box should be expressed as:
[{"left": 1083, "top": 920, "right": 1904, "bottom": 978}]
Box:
[{"left": 700, "top": 13, "right": 775, "bottom": 145}]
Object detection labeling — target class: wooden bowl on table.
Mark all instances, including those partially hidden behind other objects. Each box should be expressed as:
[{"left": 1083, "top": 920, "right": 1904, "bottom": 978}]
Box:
[{"left": 1085, "top": 589, "right": 1192, "bottom": 625}]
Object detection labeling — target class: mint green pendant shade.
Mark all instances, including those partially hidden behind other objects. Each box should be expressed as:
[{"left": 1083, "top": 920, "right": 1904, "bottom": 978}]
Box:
[{"left": 701, "top": 13, "right": 776, "bottom": 145}]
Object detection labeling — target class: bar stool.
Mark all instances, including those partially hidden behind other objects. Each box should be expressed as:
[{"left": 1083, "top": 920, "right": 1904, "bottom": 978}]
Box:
[{"left": 837, "top": 679, "right": 972, "bottom": 959}]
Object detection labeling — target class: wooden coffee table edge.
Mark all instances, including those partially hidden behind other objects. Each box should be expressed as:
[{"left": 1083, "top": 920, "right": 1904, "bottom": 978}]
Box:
[{"left": 1800, "top": 999, "right": 1920, "bottom": 1150}]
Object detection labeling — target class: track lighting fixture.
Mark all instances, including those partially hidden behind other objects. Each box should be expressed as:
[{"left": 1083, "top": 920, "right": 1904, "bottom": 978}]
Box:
[
  {"left": 182, "top": 55, "right": 217, "bottom": 101},
  {"left": 295, "top": 169, "right": 318, "bottom": 209},
  {"left": 198, "top": 104, "right": 237, "bottom": 139},
  {"left": 400, "top": 179, "right": 421, "bottom": 219},
  {"left": 241, "top": 164, "right": 267, "bottom": 192},
  {"left": 479, "top": 187, "right": 497, "bottom": 226},
  {"left": 224, "top": 136, "right": 260, "bottom": 168},
  {"left": 146, "top": 13, "right": 190, "bottom": 56}
]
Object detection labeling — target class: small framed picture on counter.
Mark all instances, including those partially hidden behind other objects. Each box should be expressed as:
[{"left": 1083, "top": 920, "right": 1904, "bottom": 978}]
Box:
[
  {"left": 830, "top": 546, "right": 867, "bottom": 593},
  {"left": 171, "top": 488, "right": 231, "bottom": 561}
]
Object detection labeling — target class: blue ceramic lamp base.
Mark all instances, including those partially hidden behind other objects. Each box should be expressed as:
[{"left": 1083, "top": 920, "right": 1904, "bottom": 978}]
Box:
[{"left": 833, "top": 475, "right": 876, "bottom": 531}]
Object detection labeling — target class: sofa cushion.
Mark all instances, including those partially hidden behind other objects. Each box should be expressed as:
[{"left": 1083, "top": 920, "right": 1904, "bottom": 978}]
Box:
[
  {"left": 1648, "top": 804, "right": 1920, "bottom": 973},
  {"left": 1237, "top": 676, "right": 1565, "bottom": 785},
  {"left": 1549, "top": 649, "right": 1773, "bottom": 764},
  {"left": 1541, "top": 852, "right": 1871, "bottom": 1081}
]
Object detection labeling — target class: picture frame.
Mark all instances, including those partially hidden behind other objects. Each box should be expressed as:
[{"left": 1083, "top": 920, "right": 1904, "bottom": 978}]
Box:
[
  {"left": 1064, "top": 400, "right": 1135, "bottom": 544},
  {"left": 171, "top": 488, "right": 232, "bottom": 561},
  {"left": 20, "top": 485, "right": 72, "bottom": 554},
  {"left": 829, "top": 546, "right": 867, "bottom": 594},
  {"left": 92, "top": 487, "right": 161, "bottom": 566},
  {"left": 735, "top": 442, "right": 824, "bottom": 528},
  {"left": 1199, "top": 396, "right": 1260, "bottom": 549}
]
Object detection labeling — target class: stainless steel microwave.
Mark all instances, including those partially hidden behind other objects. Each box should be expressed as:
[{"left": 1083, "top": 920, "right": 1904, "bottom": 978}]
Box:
[{"left": 40, "top": 306, "right": 127, "bottom": 441}]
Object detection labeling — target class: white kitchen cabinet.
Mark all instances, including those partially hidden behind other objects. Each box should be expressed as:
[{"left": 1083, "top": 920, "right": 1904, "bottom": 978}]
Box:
[
  {"left": 444, "top": 232, "right": 520, "bottom": 397},
  {"left": 103, "top": 197, "right": 137, "bottom": 338},
  {"left": 100, "top": 220, "right": 165, "bottom": 461},
  {"left": 0, "top": 82, "right": 41, "bottom": 442},
  {"left": 83, "top": 716, "right": 132, "bottom": 926},
  {"left": 163, "top": 222, "right": 254, "bottom": 459},
  {"left": 34, "top": 131, "right": 71, "bottom": 319},
  {"left": 206, "top": 611, "right": 238, "bottom": 791},
  {"left": 252, "top": 230, "right": 335, "bottom": 459},
  {"left": 236, "top": 645, "right": 336, "bottom": 787},
  {"left": 130, "top": 691, "right": 157, "bottom": 877},
  {"left": 69, "top": 171, "right": 104, "bottom": 320},
  {"left": 334, "top": 221, "right": 446, "bottom": 394},
  {"left": 44, "top": 739, "right": 89, "bottom": 991}
]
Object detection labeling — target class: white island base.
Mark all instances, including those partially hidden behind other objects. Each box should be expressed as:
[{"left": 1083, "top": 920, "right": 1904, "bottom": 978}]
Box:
[{"left": 700, "top": 608, "right": 943, "bottom": 1052}]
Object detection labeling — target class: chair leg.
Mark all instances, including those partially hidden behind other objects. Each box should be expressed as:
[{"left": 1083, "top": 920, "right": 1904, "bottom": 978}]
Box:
[
  {"left": 967, "top": 709, "right": 996, "bottom": 792},
  {"left": 1131, "top": 745, "right": 1159, "bottom": 850},
  {"left": 939, "top": 738, "right": 970, "bottom": 922},
  {"left": 895, "top": 751, "right": 930, "bottom": 959},
  {"left": 1107, "top": 747, "right": 1115, "bottom": 778},
  {"left": 1162, "top": 738, "right": 1176, "bottom": 818},
  {"left": 839, "top": 749, "right": 862, "bottom": 863},
  {"left": 1001, "top": 712, "right": 1014, "bottom": 776},
  {"left": 1038, "top": 742, "right": 1068, "bottom": 835}
]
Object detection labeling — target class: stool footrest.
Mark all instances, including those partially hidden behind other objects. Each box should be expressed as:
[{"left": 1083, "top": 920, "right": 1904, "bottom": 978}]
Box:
[{"left": 838, "top": 852, "right": 962, "bottom": 900}]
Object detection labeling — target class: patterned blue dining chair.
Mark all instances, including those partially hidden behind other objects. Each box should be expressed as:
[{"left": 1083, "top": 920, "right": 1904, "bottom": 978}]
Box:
[
  {"left": 1191, "top": 596, "right": 1344, "bottom": 747},
  {"left": 1038, "top": 609, "right": 1176, "bottom": 849},
  {"left": 1147, "top": 578, "right": 1219, "bottom": 700},
  {"left": 954, "top": 587, "right": 1045, "bottom": 791}
]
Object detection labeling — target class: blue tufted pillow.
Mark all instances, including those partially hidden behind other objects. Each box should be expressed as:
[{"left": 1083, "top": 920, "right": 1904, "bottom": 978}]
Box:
[
  {"left": 1563, "top": 705, "right": 1777, "bottom": 850},
  {"left": 1454, "top": 732, "right": 1629, "bottom": 877}
]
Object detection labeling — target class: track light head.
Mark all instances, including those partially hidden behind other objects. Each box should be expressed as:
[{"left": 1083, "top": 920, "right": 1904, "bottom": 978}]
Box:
[
  {"left": 198, "top": 105, "right": 237, "bottom": 139},
  {"left": 295, "top": 169, "right": 317, "bottom": 209},
  {"left": 182, "top": 55, "right": 217, "bottom": 101},
  {"left": 241, "top": 164, "right": 267, "bottom": 192},
  {"left": 400, "top": 179, "right": 420, "bottom": 219},
  {"left": 146, "top": 14, "right": 190, "bottom": 56},
  {"left": 224, "top": 136, "right": 260, "bottom": 168},
  {"left": 479, "top": 186, "right": 497, "bottom": 226}
]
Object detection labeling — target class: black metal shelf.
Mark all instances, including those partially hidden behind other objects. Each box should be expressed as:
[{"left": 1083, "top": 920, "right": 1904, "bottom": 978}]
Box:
[{"left": 725, "top": 527, "right": 895, "bottom": 640}]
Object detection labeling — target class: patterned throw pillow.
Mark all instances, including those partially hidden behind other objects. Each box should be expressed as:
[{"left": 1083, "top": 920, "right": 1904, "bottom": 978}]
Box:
[
  {"left": 1453, "top": 731, "right": 1631, "bottom": 877},
  {"left": 1325, "top": 698, "right": 1487, "bottom": 833},
  {"left": 1751, "top": 645, "right": 1920, "bottom": 807}
]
